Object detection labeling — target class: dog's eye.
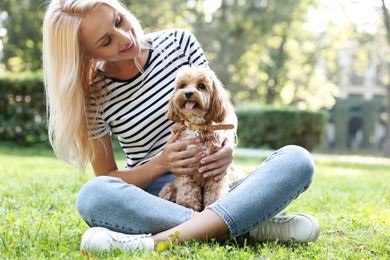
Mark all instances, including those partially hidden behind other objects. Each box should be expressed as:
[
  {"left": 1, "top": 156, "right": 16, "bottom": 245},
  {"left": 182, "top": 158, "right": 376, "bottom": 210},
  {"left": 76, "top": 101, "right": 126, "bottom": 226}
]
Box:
[
  {"left": 179, "top": 84, "right": 186, "bottom": 89},
  {"left": 197, "top": 83, "right": 206, "bottom": 90}
]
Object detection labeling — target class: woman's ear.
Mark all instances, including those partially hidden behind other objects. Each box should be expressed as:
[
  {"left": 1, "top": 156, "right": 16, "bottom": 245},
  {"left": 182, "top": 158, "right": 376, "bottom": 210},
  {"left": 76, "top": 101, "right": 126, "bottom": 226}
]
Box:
[{"left": 207, "top": 72, "right": 231, "bottom": 123}]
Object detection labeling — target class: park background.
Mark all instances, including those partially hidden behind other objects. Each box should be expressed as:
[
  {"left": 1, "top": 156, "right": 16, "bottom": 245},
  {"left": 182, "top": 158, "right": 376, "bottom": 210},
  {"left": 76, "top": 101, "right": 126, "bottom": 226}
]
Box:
[
  {"left": 1, "top": 0, "right": 390, "bottom": 155},
  {"left": 0, "top": 0, "right": 389, "bottom": 259}
]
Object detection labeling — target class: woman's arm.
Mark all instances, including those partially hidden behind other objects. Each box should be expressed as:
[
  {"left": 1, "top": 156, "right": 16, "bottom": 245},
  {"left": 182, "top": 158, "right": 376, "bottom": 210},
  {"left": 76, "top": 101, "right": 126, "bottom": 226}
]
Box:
[{"left": 90, "top": 133, "right": 206, "bottom": 189}]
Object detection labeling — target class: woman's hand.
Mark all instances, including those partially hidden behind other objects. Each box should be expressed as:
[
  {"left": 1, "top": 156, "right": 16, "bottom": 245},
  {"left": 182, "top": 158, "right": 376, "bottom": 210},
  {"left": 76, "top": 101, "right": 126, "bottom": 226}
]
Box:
[
  {"left": 198, "top": 137, "right": 235, "bottom": 181},
  {"left": 160, "top": 133, "right": 206, "bottom": 175}
]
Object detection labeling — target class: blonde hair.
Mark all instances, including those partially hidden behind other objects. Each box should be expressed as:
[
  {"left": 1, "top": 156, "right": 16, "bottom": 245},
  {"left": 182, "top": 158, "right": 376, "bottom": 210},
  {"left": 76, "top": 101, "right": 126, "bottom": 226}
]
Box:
[{"left": 42, "top": 0, "right": 146, "bottom": 170}]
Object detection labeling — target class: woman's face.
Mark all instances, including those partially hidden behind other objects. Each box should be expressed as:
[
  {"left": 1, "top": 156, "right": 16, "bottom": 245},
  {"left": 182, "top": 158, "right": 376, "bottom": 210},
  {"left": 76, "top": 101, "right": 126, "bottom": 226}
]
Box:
[{"left": 80, "top": 4, "right": 141, "bottom": 62}]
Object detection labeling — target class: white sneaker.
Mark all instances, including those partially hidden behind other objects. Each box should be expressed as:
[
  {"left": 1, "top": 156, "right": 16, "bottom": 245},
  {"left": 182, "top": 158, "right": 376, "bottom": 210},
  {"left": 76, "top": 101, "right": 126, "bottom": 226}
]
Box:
[
  {"left": 249, "top": 213, "right": 320, "bottom": 242},
  {"left": 80, "top": 227, "right": 155, "bottom": 253}
]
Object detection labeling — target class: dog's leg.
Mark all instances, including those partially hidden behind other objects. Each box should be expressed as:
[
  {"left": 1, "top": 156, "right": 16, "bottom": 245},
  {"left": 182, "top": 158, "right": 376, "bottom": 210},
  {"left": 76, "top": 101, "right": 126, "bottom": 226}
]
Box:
[
  {"left": 203, "top": 177, "right": 230, "bottom": 208},
  {"left": 175, "top": 175, "right": 203, "bottom": 211},
  {"left": 159, "top": 183, "right": 177, "bottom": 202}
]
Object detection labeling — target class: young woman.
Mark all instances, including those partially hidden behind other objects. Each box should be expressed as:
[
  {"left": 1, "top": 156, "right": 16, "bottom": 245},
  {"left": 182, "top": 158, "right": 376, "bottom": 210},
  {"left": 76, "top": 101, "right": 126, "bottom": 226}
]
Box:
[{"left": 42, "top": 0, "right": 320, "bottom": 253}]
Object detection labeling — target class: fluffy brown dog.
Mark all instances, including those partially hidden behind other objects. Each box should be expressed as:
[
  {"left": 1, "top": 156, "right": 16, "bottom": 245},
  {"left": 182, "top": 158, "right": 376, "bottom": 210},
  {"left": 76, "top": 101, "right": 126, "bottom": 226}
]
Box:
[{"left": 159, "top": 66, "right": 242, "bottom": 211}]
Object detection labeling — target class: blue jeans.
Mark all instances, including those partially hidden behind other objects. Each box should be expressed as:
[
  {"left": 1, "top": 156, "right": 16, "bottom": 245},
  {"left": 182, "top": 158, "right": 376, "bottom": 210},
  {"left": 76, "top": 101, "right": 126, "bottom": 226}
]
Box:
[{"left": 76, "top": 145, "right": 315, "bottom": 237}]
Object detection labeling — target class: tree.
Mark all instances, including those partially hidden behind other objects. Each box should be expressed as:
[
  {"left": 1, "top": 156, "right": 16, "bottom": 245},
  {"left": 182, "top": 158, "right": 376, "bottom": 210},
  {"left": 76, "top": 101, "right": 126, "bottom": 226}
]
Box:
[
  {"left": 189, "top": 0, "right": 337, "bottom": 110},
  {"left": 0, "top": 0, "right": 46, "bottom": 72},
  {"left": 0, "top": 0, "right": 337, "bottom": 111},
  {"left": 380, "top": 0, "right": 390, "bottom": 156},
  {"left": 126, "top": 0, "right": 329, "bottom": 108}
]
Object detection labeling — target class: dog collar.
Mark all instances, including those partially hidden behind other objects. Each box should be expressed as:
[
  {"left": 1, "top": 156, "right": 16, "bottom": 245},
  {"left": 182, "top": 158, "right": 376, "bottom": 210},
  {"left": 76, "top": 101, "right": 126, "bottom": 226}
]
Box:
[{"left": 184, "top": 121, "right": 234, "bottom": 131}]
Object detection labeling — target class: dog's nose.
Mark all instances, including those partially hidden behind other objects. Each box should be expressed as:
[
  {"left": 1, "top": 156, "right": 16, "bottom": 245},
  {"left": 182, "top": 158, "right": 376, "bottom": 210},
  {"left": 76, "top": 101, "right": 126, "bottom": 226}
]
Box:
[{"left": 185, "top": 92, "right": 193, "bottom": 99}]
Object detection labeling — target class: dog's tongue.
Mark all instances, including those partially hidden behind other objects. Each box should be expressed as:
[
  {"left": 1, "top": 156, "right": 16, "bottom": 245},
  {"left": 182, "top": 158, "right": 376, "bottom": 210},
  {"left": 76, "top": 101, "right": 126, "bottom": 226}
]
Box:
[{"left": 185, "top": 101, "right": 196, "bottom": 110}]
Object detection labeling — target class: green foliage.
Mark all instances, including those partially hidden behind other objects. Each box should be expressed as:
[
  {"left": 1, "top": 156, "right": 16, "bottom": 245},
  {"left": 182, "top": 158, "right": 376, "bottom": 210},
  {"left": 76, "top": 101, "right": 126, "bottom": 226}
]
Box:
[
  {"left": 0, "top": 0, "right": 340, "bottom": 110},
  {"left": 0, "top": 0, "right": 46, "bottom": 72},
  {"left": 0, "top": 71, "right": 47, "bottom": 144},
  {"left": 236, "top": 107, "right": 327, "bottom": 151},
  {"left": 0, "top": 145, "right": 389, "bottom": 259},
  {"left": 193, "top": 0, "right": 339, "bottom": 110}
]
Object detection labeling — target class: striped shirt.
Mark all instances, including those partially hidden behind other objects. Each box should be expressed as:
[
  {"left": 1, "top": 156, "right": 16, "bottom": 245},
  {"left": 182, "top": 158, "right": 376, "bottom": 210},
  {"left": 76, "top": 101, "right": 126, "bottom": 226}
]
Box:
[{"left": 89, "top": 29, "right": 208, "bottom": 168}]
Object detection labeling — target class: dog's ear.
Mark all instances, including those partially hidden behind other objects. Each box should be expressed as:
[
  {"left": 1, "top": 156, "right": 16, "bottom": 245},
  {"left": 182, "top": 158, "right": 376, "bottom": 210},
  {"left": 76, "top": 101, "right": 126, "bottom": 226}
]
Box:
[
  {"left": 207, "top": 71, "right": 233, "bottom": 123},
  {"left": 167, "top": 93, "right": 181, "bottom": 122}
]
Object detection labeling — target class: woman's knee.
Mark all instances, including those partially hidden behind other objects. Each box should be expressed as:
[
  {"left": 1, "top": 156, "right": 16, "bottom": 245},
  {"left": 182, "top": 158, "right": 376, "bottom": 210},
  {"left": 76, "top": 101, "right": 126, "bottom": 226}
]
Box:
[
  {"left": 279, "top": 145, "right": 315, "bottom": 182},
  {"left": 76, "top": 176, "right": 119, "bottom": 219}
]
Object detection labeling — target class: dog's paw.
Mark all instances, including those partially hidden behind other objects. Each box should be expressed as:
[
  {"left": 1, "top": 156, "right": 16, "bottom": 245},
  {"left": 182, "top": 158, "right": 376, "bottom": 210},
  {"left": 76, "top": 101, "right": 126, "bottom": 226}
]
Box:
[
  {"left": 159, "top": 183, "right": 177, "bottom": 202},
  {"left": 177, "top": 200, "right": 202, "bottom": 212}
]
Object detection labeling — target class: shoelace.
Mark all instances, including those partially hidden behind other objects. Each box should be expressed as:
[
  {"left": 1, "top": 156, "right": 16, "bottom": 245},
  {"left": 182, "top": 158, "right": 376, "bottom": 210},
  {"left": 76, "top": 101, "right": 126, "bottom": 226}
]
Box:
[
  {"left": 256, "top": 216, "right": 293, "bottom": 239},
  {"left": 112, "top": 234, "right": 151, "bottom": 250},
  {"left": 268, "top": 216, "right": 292, "bottom": 224}
]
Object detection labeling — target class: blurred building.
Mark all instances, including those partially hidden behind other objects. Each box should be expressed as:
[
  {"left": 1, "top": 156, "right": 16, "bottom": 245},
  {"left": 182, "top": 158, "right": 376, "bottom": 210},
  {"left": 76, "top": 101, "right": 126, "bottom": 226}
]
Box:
[{"left": 325, "top": 45, "right": 387, "bottom": 150}]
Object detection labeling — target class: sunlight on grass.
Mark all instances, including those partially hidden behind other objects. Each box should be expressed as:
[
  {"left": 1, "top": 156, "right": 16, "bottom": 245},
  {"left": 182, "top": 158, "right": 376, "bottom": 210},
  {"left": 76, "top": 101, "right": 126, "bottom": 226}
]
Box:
[
  {"left": 330, "top": 168, "right": 361, "bottom": 176},
  {"left": 0, "top": 145, "right": 389, "bottom": 259}
]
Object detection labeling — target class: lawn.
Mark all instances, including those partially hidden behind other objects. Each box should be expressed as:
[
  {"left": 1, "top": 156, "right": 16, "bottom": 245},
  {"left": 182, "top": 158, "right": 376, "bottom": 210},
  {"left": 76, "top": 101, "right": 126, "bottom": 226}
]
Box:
[{"left": 0, "top": 144, "right": 389, "bottom": 259}]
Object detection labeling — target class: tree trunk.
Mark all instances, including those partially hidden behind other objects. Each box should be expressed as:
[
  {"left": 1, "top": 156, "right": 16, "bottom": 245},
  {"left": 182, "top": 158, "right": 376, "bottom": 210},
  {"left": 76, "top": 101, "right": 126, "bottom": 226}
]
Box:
[
  {"left": 381, "top": 0, "right": 390, "bottom": 157},
  {"left": 386, "top": 76, "right": 390, "bottom": 156}
]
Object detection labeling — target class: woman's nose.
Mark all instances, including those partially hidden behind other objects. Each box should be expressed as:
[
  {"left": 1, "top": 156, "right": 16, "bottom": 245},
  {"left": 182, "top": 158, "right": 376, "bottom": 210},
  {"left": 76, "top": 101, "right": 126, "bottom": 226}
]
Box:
[{"left": 116, "top": 29, "right": 130, "bottom": 43}]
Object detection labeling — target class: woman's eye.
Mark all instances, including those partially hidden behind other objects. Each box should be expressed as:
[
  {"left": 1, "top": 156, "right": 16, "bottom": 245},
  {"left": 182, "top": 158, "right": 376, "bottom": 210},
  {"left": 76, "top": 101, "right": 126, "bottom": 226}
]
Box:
[
  {"left": 115, "top": 15, "right": 123, "bottom": 27},
  {"left": 102, "top": 36, "right": 112, "bottom": 47}
]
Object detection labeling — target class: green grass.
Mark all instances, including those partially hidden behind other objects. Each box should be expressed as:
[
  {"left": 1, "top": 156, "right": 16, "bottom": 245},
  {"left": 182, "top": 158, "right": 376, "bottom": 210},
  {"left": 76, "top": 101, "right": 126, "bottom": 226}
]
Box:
[{"left": 0, "top": 144, "right": 389, "bottom": 259}]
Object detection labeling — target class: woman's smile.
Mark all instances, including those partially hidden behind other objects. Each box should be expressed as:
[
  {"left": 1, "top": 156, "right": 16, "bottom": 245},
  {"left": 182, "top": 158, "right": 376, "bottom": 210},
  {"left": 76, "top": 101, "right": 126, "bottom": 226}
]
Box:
[{"left": 121, "top": 40, "right": 135, "bottom": 53}]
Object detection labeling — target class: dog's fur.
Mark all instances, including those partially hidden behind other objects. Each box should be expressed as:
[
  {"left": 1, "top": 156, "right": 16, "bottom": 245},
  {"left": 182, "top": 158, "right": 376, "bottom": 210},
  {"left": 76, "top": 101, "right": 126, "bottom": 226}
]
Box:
[{"left": 159, "top": 66, "right": 242, "bottom": 211}]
